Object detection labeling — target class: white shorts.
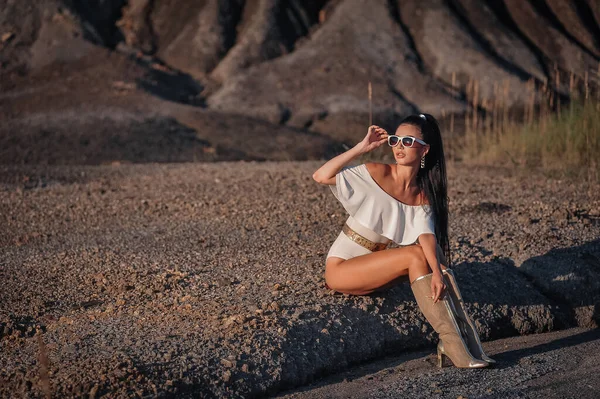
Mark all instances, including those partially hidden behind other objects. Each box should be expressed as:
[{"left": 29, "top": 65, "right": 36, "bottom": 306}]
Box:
[
  {"left": 326, "top": 230, "right": 373, "bottom": 260},
  {"left": 325, "top": 216, "right": 421, "bottom": 260},
  {"left": 326, "top": 216, "right": 392, "bottom": 260}
]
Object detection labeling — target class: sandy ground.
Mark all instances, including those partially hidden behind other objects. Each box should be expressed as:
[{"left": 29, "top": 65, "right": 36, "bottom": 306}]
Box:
[{"left": 1, "top": 160, "right": 599, "bottom": 398}]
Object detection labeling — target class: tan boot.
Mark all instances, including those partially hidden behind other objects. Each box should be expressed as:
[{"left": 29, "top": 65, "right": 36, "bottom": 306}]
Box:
[
  {"left": 411, "top": 273, "right": 488, "bottom": 369},
  {"left": 442, "top": 269, "right": 496, "bottom": 364}
]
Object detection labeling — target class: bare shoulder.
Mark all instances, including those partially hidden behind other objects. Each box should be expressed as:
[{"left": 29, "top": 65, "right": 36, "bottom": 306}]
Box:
[{"left": 364, "top": 162, "right": 391, "bottom": 178}]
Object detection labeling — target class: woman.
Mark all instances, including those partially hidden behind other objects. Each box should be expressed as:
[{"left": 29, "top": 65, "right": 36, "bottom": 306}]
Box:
[{"left": 312, "top": 113, "right": 494, "bottom": 368}]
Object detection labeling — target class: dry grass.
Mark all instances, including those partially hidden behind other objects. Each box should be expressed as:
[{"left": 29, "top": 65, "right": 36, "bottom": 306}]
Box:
[
  {"left": 341, "top": 67, "right": 600, "bottom": 182},
  {"left": 445, "top": 67, "right": 600, "bottom": 181},
  {"left": 471, "top": 101, "right": 599, "bottom": 178}
]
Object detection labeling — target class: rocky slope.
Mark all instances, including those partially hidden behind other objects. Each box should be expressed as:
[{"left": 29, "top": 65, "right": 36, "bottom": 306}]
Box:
[{"left": 1, "top": 0, "right": 599, "bottom": 163}]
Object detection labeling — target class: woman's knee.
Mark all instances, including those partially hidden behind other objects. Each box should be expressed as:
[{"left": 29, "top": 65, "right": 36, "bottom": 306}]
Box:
[
  {"left": 410, "top": 243, "right": 448, "bottom": 273},
  {"left": 408, "top": 245, "right": 428, "bottom": 270}
]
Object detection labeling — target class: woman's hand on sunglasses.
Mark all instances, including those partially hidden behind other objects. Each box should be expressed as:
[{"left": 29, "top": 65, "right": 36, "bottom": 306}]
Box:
[{"left": 359, "top": 125, "right": 389, "bottom": 153}]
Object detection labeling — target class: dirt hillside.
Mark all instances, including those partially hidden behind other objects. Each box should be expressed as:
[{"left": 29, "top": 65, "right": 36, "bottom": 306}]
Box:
[{"left": 1, "top": 0, "right": 599, "bottom": 163}]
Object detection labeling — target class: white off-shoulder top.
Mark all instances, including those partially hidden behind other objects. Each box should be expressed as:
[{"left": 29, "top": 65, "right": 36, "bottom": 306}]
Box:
[{"left": 329, "top": 163, "right": 436, "bottom": 245}]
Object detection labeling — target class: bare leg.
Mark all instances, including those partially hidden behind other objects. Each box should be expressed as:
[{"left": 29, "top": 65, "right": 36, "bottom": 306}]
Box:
[
  {"left": 325, "top": 245, "right": 430, "bottom": 295},
  {"left": 326, "top": 243, "right": 448, "bottom": 296},
  {"left": 372, "top": 274, "right": 410, "bottom": 293}
]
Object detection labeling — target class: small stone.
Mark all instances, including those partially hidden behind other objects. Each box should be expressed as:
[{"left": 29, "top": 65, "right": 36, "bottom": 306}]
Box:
[
  {"left": 222, "top": 370, "right": 231, "bottom": 382},
  {"left": 89, "top": 384, "right": 99, "bottom": 399},
  {"left": 223, "top": 315, "right": 238, "bottom": 327},
  {"left": 1, "top": 32, "right": 14, "bottom": 43},
  {"left": 216, "top": 278, "right": 231, "bottom": 287}
]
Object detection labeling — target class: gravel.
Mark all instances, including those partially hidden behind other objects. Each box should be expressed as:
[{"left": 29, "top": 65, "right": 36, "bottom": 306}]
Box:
[
  {"left": 278, "top": 327, "right": 600, "bottom": 399},
  {"left": 1, "top": 161, "right": 599, "bottom": 397}
]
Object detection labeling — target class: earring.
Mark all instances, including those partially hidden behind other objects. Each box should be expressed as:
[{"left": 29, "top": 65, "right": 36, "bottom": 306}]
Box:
[{"left": 421, "top": 156, "right": 426, "bottom": 169}]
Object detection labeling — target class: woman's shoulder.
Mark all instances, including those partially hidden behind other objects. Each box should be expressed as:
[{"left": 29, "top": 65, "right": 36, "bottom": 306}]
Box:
[{"left": 364, "top": 162, "right": 392, "bottom": 178}]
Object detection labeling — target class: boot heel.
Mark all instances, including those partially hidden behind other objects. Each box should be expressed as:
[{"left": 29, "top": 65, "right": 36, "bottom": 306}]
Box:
[
  {"left": 411, "top": 274, "right": 488, "bottom": 369},
  {"left": 443, "top": 269, "right": 496, "bottom": 364},
  {"left": 437, "top": 344, "right": 445, "bottom": 368}
]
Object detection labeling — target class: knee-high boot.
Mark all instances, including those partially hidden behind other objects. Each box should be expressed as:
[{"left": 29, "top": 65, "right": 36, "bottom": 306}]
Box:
[
  {"left": 411, "top": 273, "right": 488, "bottom": 368},
  {"left": 442, "top": 269, "right": 496, "bottom": 364}
]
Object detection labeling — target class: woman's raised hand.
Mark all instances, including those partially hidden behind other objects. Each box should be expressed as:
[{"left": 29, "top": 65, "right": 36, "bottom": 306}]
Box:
[
  {"left": 359, "top": 125, "right": 388, "bottom": 153},
  {"left": 313, "top": 125, "right": 388, "bottom": 185}
]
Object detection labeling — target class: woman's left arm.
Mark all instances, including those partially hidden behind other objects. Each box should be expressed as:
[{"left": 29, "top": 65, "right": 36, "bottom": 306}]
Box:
[{"left": 418, "top": 233, "right": 446, "bottom": 303}]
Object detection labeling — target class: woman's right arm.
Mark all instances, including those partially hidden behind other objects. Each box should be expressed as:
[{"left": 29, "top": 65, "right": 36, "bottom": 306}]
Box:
[{"left": 312, "top": 125, "right": 388, "bottom": 185}]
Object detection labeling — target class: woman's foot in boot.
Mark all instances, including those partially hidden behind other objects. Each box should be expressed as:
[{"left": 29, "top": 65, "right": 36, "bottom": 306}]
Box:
[{"left": 411, "top": 273, "right": 488, "bottom": 369}]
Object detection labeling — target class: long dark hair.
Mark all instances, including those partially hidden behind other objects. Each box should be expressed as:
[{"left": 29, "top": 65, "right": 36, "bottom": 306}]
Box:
[{"left": 398, "top": 113, "right": 450, "bottom": 265}]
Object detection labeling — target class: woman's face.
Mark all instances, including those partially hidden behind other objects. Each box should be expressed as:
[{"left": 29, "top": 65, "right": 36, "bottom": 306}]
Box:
[{"left": 391, "top": 124, "right": 430, "bottom": 166}]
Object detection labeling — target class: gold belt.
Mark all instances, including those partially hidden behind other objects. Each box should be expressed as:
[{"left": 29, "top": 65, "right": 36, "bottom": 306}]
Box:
[{"left": 342, "top": 223, "right": 388, "bottom": 252}]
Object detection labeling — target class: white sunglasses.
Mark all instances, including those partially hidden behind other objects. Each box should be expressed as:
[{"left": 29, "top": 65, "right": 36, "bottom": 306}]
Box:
[{"left": 387, "top": 135, "right": 428, "bottom": 147}]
